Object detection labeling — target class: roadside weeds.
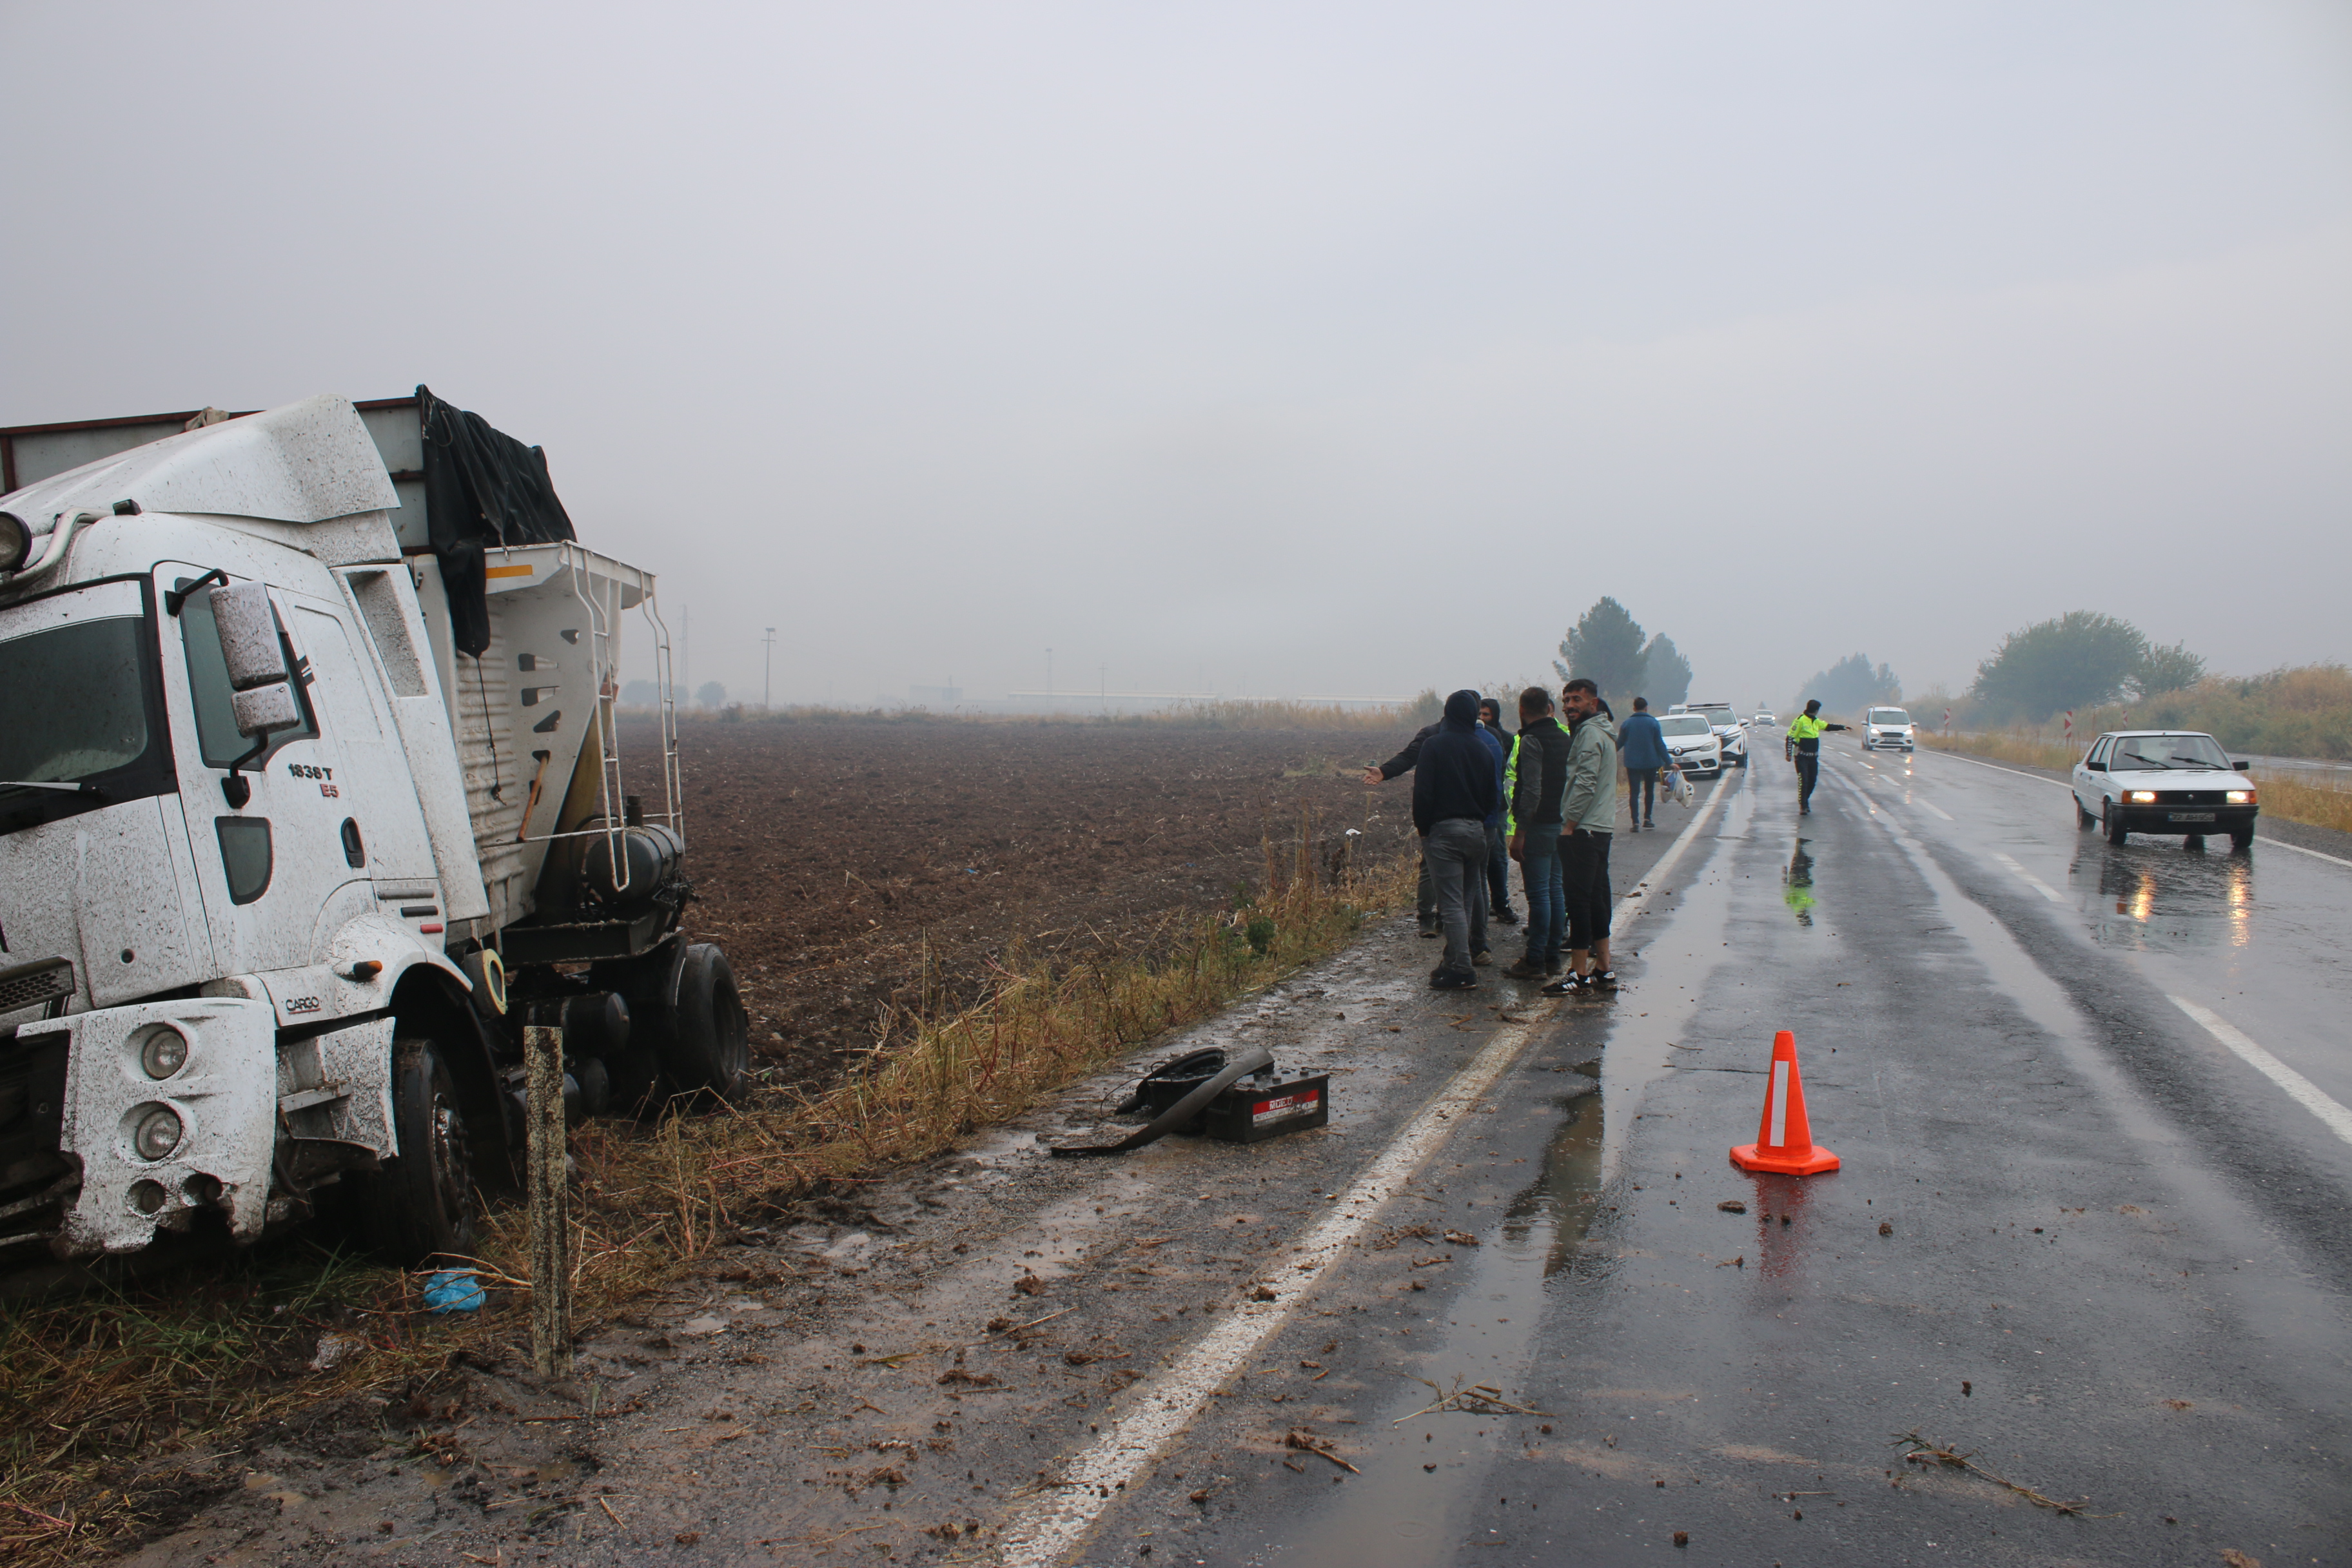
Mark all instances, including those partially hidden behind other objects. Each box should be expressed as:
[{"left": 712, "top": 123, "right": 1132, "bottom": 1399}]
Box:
[{"left": 0, "top": 823, "right": 1414, "bottom": 1567}]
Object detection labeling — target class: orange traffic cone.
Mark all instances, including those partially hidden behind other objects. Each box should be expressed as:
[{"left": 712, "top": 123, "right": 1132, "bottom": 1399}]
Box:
[{"left": 1729, "top": 1030, "right": 1839, "bottom": 1175}]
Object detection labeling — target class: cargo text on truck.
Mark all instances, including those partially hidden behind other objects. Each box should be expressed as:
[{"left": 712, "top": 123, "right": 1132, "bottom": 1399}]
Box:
[{"left": 0, "top": 390, "right": 748, "bottom": 1268}]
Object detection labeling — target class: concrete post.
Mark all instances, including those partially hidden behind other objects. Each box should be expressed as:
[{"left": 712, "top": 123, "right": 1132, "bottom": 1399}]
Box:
[{"left": 524, "top": 1019, "right": 570, "bottom": 1378}]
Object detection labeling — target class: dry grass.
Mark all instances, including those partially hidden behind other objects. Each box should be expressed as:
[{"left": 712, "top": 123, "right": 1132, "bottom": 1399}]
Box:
[
  {"left": 1921, "top": 732, "right": 2352, "bottom": 834},
  {"left": 0, "top": 821, "right": 1414, "bottom": 1565}
]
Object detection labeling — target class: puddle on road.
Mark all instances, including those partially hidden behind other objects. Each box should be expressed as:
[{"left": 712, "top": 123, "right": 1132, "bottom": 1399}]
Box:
[{"left": 2075, "top": 841, "right": 2255, "bottom": 952}]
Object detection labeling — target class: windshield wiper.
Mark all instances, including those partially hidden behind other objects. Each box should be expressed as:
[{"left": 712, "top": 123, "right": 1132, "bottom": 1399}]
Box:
[{"left": 0, "top": 779, "right": 103, "bottom": 796}]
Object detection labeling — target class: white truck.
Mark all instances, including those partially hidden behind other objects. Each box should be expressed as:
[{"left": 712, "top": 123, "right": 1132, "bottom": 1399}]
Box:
[{"left": 0, "top": 391, "right": 747, "bottom": 1269}]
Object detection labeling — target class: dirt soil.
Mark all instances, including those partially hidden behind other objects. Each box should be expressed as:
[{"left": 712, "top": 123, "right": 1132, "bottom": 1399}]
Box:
[{"left": 616, "top": 718, "right": 1419, "bottom": 1090}]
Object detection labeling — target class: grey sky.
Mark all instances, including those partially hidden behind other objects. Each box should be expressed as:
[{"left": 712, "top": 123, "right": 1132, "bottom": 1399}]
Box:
[{"left": 5, "top": 2, "right": 2347, "bottom": 709}]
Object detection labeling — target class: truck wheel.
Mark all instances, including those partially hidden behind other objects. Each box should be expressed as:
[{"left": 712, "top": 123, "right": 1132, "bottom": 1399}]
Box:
[
  {"left": 2105, "top": 805, "right": 2129, "bottom": 845},
  {"left": 353, "top": 1038, "right": 478, "bottom": 1266},
  {"left": 647, "top": 943, "right": 750, "bottom": 1102}
]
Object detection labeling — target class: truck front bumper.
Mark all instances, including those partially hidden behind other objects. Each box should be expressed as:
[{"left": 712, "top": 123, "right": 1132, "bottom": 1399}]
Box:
[{"left": 20, "top": 997, "right": 278, "bottom": 1257}]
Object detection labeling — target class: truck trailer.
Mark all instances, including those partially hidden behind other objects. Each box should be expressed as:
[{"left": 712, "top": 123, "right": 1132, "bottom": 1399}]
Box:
[{"left": 0, "top": 389, "right": 747, "bottom": 1268}]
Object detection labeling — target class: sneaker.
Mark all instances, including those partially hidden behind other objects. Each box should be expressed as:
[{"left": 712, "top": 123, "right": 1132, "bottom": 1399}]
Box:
[
  {"left": 1472, "top": 949, "right": 1493, "bottom": 967},
  {"left": 1430, "top": 966, "right": 1478, "bottom": 990},
  {"left": 1493, "top": 908, "right": 1520, "bottom": 925},
  {"left": 1589, "top": 970, "right": 1619, "bottom": 992},
  {"left": 1538, "top": 972, "right": 1583, "bottom": 997},
  {"left": 1419, "top": 925, "right": 1441, "bottom": 939},
  {"left": 1502, "top": 957, "right": 1547, "bottom": 979}
]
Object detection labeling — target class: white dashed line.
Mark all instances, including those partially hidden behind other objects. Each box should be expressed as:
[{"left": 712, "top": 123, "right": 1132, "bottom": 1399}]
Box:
[
  {"left": 1989, "top": 850, "right": 2068, "bottom": 904},
  {"left": 994, "top": 765, "right": 1741, "bottom": 1563},
  {"left": 1916, "top": 800, "right": 1955, "bottom": 821},
  {"left": 2170, "top": 996, "right": 2352, "bottom": 1148}
]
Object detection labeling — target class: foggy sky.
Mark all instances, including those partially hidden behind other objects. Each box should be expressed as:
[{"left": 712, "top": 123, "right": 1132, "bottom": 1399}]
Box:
[{"left": 5, "top": 2, "right": 2347, "bottom": 710}]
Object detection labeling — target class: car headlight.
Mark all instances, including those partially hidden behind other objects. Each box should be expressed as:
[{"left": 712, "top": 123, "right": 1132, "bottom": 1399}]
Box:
[
  {"left": 2126, "top": 790, "right": 2157, "bottom": 803},
  {"left": 138, "top": 1024, "right": 188, "bottom": 1079},
  {"left": 133, "top": 1104, "right": 184, "bottom": 1161},
  {"left": 2227, "top": 790, "right": 2253, "bottom": 804}
]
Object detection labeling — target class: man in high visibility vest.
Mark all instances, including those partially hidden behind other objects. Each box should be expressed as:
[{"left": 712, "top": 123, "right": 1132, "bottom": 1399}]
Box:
[{"left": 1784, "top": 700, "right": 1849, "bottom": 814}]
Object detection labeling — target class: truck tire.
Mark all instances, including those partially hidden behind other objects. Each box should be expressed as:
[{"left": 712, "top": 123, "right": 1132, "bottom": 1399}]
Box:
[
  {"left": 351, "top": 1038, "right": 478, "bottom": 1266},
  {"left": 668, "top": 943, "right": 750, "bottom": 1100}
]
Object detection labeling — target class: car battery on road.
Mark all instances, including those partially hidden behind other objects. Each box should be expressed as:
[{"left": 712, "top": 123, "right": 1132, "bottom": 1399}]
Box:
[{"left": 1130, "top": 1050, "right": 1329, "bottom": 1144}]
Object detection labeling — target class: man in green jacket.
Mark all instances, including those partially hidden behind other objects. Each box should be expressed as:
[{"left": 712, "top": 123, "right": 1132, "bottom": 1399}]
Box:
[
  {"left": 1783, "top": 699, "right": 1850, "bottom": 815},
  {"left": 1542, "top": 678, "right": 1619, "bottom": 997}
]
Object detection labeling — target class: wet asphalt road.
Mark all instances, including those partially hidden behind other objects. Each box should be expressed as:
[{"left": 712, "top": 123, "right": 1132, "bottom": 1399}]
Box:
[
  {"left": 1081, "top": 743, "right": 2352, "bottom": 1567},
  {"left": 125, "top": 749, "right": 2351, "bottom": 1567}
]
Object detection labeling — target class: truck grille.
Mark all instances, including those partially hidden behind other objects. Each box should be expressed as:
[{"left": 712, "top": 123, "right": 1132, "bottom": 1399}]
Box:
[{"left": 0, "top": 959, "right": 74, "bottom": 1017}]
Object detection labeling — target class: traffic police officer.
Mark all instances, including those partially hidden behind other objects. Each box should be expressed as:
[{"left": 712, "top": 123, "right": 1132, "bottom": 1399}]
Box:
[{"left": 1783, "top": 700, "right": 1849, "bottom": 814}]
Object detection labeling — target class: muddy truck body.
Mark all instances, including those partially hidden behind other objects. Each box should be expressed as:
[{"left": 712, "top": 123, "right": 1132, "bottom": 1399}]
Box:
[{"left": 0, "top": 391, "right": 746, "bottom": 1267}]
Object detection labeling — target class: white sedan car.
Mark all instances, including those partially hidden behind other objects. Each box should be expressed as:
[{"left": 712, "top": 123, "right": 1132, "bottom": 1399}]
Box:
[
  {"left": 2071, "top": 730, "right": 2259, "bottom": 849},
  {"left": 1653, "top": 712, "right": 1722, "bottom": 776},
  {"left": 1861, "top": 706, "right": 1916, "bottom": 752}
]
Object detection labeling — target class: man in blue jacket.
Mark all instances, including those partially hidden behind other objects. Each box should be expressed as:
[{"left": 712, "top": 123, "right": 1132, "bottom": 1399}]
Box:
[
  {"left": 1413, "top": 689, "right": 1502, "bottom": 988},
  {"left": 1618, "top": 697, "right": 1669, "bottom": 832}
]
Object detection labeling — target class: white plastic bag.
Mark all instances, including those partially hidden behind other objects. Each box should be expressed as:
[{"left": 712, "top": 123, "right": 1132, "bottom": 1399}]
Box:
[{"left": 1667, "top": 766, "right": 1694, "bottom": 807}]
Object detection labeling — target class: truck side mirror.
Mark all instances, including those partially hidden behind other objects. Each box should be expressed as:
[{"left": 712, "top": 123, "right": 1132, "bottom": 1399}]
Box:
[
  {"left": 2233, "top": 760, "right": 2250, "bottom": 772},
  {"left": 208, "top": 582, "right": 299, "bottom": 739}
]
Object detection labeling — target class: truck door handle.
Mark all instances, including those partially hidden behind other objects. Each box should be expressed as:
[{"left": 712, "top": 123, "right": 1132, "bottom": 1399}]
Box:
[{"left": 340, "top": 818, "right": 366, "bottom": 868}]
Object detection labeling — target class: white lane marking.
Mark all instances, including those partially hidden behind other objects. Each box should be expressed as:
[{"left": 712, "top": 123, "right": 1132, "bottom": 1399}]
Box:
[
  {"left": 1916, "top": 799, "right": 1954, "bottom": 820},
  {"left": 1921, "top": 749, "right": 2072, "bottom": 789},
  {"left": 995, "top": 766, "right": 1740, "bottom": 1564},
  {"left": 2170, "top": 995, "right": 2352, "bottom": 1149},
  {"left": 2256, "top": 836, "right": 2352, "bottom": 869},
  {"left": 1989, "top": 850, "right": 2068, "bottom": 904}
]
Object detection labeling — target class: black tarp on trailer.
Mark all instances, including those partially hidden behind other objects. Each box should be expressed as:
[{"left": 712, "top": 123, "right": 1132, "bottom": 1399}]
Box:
[{"left": 417, "top": 384, "right": 577, "bottom": 658}]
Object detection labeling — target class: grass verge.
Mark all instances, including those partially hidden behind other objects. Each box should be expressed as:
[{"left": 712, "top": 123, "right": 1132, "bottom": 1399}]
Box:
[
  {"left": 1920, "top": 732, "right": 2352, "bottom": 834},
  {"left": 0, "top": 823, "right": 1415, "bottom": 1564}
]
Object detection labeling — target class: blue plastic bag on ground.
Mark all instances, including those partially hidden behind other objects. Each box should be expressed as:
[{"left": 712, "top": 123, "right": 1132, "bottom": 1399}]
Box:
[{"left": 422, "top": 1269, "right": 486, "bottom": 1313}]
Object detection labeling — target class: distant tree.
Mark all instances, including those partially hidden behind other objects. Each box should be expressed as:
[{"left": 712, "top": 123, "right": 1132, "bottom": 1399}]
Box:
[
  {"left": 1970, "top": 611, "right": 2146, "bottom": 721},
  {"left": 696, "top": 680, "right": 727, "bottom": 708},
  {"left": 1554, "top": 598, "right": 1647, "bottom": 706},
  {"left": 1796, "top": 653, "right": 1901, "bottom": 716},
  {"left": 2132, "top": 641, "right": 2205, "bottom": 700},
  {"left": 1404, "top": 687, "right": 1444, "bottom": 726},
  {"left": 1639, "top": 634, "right": 1692, "bottom": 710}
]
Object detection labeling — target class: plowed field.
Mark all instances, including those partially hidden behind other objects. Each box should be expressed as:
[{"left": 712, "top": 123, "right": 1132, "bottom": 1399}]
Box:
[{"left": 618, "top": 717, "right": 1416, "bottom": 1088}]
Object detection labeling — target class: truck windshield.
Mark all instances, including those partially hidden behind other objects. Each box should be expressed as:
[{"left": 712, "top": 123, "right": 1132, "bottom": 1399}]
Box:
[{"left": 0, "top": 578, "right": 174, "bottom": 833}]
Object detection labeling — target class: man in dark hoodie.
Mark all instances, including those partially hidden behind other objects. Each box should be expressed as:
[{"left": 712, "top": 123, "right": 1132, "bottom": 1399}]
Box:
[
  {"left": 1476, "top": 698, "right": 1518, "bottom": 927},
  {"left": 1413, "top": 689, "right": 1502, "bottom": 988}
]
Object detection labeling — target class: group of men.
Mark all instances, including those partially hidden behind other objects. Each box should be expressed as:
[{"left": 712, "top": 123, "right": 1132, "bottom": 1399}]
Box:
[
  {"left": 1364, "top": 680, "right": 1663, "bottom": 995},
  {"left": 1367, "top": 691, "right": 1859, "bottom": 991}
]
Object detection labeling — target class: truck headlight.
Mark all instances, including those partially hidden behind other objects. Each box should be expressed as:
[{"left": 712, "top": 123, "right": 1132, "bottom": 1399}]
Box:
[
  {"left": 132, "top": 1104, "right": 184, "bottom": 1161},
  {"left": 137, "top": 1024, "right": 188, "bottom": 1079},
  {"left": 2127, "top": 790, "right": 2157, "bottom": 803},
  {"left": 0, "top": 512, "right": 29, "bottom": 574}
]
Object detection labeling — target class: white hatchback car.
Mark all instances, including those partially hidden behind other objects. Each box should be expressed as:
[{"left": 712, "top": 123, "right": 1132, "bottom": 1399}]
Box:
[
  {"left": 1861, "top": 706, "right": 1916, "bottom": 752},
  {"left": 1653, "top": 712, "right": 1722, "bottom": 776},
  {"left": 2072, "top": 730, "right": 2258, "bottom": 849}
]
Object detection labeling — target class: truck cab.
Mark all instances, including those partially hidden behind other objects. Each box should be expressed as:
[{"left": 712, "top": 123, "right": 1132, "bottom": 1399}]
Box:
[{"left": 0, "top": 394, "right": 744, "bottom": 1269}]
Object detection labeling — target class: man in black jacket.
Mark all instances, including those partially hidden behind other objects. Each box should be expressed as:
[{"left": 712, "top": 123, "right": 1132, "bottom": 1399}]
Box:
[
  {"left": 1413, "top": 689, "right": 1502, "bottom": 988},
  {"left": 1476, "top": 697, "right": 1519, "bottom": 926}
]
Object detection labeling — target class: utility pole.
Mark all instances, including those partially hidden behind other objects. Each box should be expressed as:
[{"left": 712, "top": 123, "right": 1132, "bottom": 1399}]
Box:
[{"left": 762, "top": 627, "right": 776, "bottom": 710}]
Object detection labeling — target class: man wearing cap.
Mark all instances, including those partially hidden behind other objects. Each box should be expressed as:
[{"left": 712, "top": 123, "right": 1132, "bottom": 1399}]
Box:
[{"left": 1784, "top": 699, "right": 1850, "bottom": 815}]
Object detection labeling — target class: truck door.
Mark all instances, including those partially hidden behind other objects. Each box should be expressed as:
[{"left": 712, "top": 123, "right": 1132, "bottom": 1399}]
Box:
[
  {"left": 156, "top": 567, "right": 366, "bottom": 980},
  {"left": 285, "top": 598, "right": 439, "bottom": 902}
]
